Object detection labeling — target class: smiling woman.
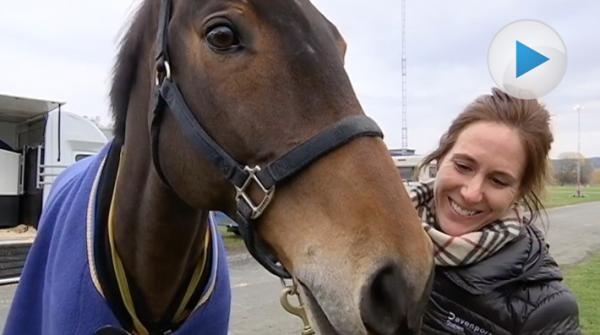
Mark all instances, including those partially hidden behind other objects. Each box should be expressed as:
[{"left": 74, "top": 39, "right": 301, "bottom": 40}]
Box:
[{"left": 411, "top": 88, "right": 581, "bottom": 334}]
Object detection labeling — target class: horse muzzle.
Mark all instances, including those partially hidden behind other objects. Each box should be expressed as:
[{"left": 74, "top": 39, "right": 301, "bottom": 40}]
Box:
[{"left": 359, "top": 261, "right": 430, "bottom": 335}]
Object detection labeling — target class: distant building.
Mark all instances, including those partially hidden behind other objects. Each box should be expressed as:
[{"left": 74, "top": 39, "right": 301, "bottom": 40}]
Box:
[
  {"left": 389, "top": 149, "right": 437, "bottom": 183},
  {"left": 389, "top": 148, "right": 416, "bottom": 156}
]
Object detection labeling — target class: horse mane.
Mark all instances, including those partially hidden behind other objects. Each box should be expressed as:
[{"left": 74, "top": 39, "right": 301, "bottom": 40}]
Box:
[{"left": 110, "top": 1, "right": 155, "bottom": 142}]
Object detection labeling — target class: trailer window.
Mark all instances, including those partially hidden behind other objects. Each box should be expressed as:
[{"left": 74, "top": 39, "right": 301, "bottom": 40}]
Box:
[
  {"left": 397, "top": 167, "right": 415, "bottom": 181},
  {"left": 75, "top": 154, "right": 92, "bottom": 161}
]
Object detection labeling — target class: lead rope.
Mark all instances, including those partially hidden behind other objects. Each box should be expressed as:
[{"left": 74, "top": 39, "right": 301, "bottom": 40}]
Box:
[
  {"left": 279, "top": 278, "right": 315, "bottom": 335},
  {"left": 107, "top": 151, "right": 210, "bottom": 335}
]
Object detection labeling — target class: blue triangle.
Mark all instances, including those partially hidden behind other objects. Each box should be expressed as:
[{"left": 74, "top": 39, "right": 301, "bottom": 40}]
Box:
[{"left": 516, "top": 41, "right": 549, "bottom": 78}]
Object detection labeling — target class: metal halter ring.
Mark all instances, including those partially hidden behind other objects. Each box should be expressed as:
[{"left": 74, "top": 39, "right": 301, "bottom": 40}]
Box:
[
  {"left": 155, "top": 60, "right": 172, "bottom": 86},
  {"left": 235, "top": 166, "right": 275, "bottom": 219}
]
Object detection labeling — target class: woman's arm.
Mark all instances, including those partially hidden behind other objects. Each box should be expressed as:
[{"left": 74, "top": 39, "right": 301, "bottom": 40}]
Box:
[{"left": 519, "top": 282, "right": 581, "bottom": 335}]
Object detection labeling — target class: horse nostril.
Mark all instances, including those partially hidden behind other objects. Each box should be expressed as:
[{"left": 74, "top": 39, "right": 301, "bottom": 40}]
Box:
[{"left": 359, "top": 262, "right": 422, "bottom": 335}]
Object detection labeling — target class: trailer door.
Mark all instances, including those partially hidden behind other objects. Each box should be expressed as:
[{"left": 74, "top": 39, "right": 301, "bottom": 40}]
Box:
[{"left": 19, "top": 146, "right": 43, "bottom": 228}]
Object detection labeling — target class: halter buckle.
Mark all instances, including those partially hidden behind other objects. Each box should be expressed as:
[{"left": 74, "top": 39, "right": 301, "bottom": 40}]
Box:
[{"left": 235, "top": 166, "right": 275, "bottom": 219}]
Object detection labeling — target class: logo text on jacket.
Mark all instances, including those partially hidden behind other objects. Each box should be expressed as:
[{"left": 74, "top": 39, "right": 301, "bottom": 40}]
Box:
[{"left": 446, "top": 312, "right": 492, "bottom": 335}]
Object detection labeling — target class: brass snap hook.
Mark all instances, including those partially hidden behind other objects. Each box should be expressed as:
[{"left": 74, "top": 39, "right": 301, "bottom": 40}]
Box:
[{"left": 280, "top": 278, "right": 315, "bottom": 335}]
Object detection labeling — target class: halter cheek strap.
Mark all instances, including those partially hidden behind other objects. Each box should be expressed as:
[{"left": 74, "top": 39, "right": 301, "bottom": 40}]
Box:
[{"left": 150, "top": 0, "right": 384, "bottom": 278}]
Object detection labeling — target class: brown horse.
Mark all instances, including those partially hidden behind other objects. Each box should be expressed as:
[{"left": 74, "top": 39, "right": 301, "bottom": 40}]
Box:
[{"left": 6, "top": 0, "right": 433, "bottom": 334}]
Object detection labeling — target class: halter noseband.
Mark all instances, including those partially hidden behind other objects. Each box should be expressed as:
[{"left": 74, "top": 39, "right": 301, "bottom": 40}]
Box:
[{"left": 150, "top": 0, "right": 383, "bottom": 278}]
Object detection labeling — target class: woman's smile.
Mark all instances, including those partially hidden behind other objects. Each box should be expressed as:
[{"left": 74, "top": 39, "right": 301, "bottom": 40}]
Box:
[{"left": 448, "top": 197, "right": 483, "bottom": 217}]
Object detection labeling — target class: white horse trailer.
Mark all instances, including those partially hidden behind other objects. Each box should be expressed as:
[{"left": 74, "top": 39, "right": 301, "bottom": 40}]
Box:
[
  {"left": 391, "top": 154, "right": 437, "bottom": 184},
  {"left": 0, "top": 94, "right": 108, "bottom": 229}
]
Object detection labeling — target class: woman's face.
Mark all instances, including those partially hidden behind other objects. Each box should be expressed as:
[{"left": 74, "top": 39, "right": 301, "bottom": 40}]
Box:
[{"left": 434, "top": 121, "right": 526, "bottom": 236}]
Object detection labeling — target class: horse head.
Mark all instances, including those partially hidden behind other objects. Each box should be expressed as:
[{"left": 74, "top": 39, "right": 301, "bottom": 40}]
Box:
[{"left": 111, "top": 1, "right": 433, "bottom": 333}]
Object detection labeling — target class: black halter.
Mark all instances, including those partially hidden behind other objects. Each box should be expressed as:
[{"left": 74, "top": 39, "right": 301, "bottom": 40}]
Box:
[{"left": 150, "top": 0, "right": 383, "bottom": 278}]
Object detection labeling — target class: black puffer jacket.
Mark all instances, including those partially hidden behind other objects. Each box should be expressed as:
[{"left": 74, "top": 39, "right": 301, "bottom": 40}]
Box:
[{"left": 422, "top": 224, "right": 580, "bottom": 334}]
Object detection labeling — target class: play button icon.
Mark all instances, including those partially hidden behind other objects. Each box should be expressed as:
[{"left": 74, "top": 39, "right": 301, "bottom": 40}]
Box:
[
  {"left": 488, "top": 20, "right": 567, "bottom": 99},
  {"left": 516, "top": 41, "right": 549, "bottom": 78}
]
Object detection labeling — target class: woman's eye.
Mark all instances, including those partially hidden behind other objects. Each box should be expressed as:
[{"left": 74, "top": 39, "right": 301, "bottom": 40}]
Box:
[
  {"left": 491, "top": 177, "right": 509, "bottom": 187},
  {"left": 454, "top": 161, "right": 471, "bottom": 173},
  {"left": 206, "top": 25, "right": 240, "bottom": 51}
]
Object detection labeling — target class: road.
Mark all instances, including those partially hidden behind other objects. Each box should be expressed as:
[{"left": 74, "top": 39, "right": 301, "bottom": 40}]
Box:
[
  {"left": 539, "top": 202, "right": 600, "bottom": 266},
  {"left": 1, "top": 201, "right": 599, "bottom": 333}
]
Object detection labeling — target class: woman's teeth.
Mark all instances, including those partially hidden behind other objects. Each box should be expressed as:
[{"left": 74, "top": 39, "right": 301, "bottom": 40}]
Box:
[{"left": 450, "top": 199, "right": 480, "bottom": 216}]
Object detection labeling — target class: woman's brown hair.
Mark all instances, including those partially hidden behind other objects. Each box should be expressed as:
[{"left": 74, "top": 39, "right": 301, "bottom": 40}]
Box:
[{"left": 419, "top": 87, "right": 553, "bottom": 223}]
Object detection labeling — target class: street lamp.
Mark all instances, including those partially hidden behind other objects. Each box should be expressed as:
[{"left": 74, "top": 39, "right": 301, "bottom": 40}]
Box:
[{"left": 574, "top": 104, "right": 584, "bottom": 197}]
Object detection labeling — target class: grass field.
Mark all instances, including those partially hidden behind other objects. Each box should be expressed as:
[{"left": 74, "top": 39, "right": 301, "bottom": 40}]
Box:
[
  {"left": 548, "top": 185, "right": 600, "bottom": 332},
  {"left": 217, "top": 225, "right": 246, "bottom": 254},
  {"left": 564, "top": 252, "right": 600, "bottom": 334},
  {"left": 544, "top": 185, "right": 600, "bottom": 208}
]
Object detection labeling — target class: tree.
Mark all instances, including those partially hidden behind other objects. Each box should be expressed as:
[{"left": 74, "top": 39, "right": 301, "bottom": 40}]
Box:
[
  {"left": 592, "top": 170, "right": 600, "bottom": 185},
  {"left": 553, "top": 152, "right": 593, "bottom": 185}
]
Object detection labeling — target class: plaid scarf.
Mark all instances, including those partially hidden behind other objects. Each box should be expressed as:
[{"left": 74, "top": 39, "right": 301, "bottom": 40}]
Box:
[{"left": 409, "top": 181, "right": 523, "bottom": 267}]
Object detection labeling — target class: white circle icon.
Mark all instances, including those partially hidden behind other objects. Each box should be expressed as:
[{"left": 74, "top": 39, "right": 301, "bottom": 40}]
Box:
[{"left": 488, "top": 20, "right": 567, "bottom": 99}]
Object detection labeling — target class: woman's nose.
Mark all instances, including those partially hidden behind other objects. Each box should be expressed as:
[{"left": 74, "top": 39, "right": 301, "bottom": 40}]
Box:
[{"left": 461, "top": 177, "right": 484, "bottom": 204}]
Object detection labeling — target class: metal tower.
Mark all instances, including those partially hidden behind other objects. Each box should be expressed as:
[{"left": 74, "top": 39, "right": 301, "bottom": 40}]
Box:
[{"left": 401, "top": 0, "right": 408, "bottom": 149}]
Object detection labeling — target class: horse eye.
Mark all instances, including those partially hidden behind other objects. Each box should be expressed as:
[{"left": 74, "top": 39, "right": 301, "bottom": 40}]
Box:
[{"left": 206, "top": 25, "right": 240, "bottom": 51}]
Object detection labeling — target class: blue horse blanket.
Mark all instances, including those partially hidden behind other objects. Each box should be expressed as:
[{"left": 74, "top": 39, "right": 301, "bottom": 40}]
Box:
[{"left": 4, "top": 143, "right": 231, "bottom": 334}]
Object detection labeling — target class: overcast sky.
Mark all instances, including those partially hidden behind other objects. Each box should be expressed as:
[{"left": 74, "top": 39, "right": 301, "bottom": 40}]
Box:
[{"left": 1, "top": 0, "right": 598, "bottom": 158}]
